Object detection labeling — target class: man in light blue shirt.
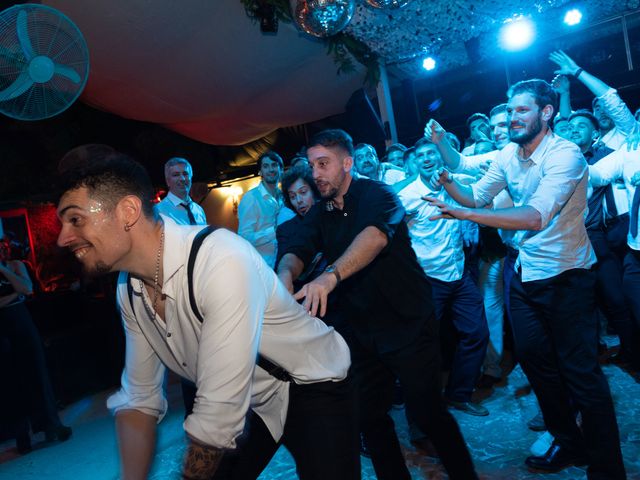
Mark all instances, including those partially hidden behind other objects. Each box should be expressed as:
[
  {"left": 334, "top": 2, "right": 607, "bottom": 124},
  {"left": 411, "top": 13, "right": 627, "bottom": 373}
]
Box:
[
  {"left": 425, "top": 79, "right": 624, "bottom": 478},
  {"left": 154, "top": 157, "right": 207, "bottom": 226}
]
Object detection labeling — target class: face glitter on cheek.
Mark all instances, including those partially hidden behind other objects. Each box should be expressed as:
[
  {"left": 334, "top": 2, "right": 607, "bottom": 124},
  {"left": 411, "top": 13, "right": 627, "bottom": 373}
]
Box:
[{"left": 87, "top": 201, "right": 104, "bottom": 214}]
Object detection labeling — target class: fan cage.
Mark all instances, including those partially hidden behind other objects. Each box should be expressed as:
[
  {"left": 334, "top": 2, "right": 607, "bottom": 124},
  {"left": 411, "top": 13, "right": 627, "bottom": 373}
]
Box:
[{"left": 0, "top": 3, "right": 89, "bottom": 120}]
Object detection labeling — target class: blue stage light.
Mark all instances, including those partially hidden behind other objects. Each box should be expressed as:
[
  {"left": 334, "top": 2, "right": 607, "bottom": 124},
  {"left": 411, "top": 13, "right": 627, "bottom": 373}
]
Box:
[
  {"left": 564, "top": 9, "right": 582, "bottom": 26},
  {"left": 422, "top": 56, "right": 436, "bottom": 71},
  {"left": 499, "top": 16, "right": 535, "bottom": 52}
]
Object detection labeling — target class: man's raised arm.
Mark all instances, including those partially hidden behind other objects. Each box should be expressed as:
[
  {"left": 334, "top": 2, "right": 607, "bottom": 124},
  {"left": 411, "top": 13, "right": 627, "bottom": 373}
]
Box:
[{"left": 277, "top": 253, "right": 306, "bottom": 293}]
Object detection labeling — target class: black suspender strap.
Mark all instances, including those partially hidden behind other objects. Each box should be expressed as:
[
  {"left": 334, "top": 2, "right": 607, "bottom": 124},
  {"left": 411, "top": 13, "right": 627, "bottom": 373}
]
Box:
[
  {"left": 186, "top": 226, "right": 292, "bottom": 383},
  {"left": 125, "top": 226, "right": 292, "bottom": 383}
]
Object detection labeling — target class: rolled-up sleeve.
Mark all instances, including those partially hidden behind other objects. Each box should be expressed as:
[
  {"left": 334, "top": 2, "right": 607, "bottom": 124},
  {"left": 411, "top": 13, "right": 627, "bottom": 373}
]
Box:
[
  {"left": 183, "top": 238, "right": 269, "bottom": 449},
  {"left": 471, "top": 153, "right": 509, "bottom": 208},
  {"left": 106, "top": 283, "right": 168, "bottom": 421},
  {"left": 526, "top": 144, "right": 586, "bottom": 230},
  {"left": 356, "top": 182, "right": 405, "bottom": 244},
  {"left": 598, "top": 88, "right": 639, "bottom": 136},
  {"left": 457, "top": 150, "right": 498, "bottom": 176}
]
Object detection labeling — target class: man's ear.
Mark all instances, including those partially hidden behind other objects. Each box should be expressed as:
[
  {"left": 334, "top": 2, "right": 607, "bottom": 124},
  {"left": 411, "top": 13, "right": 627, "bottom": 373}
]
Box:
[
  {"left": 541, "top": 105, "right": 554, "bottom": 122},
  {"left": 343, "top": 155, "right": 353, "bottom": 172},
  {"left": 117, "top": 195, "right": 144, "bottom": 230}
]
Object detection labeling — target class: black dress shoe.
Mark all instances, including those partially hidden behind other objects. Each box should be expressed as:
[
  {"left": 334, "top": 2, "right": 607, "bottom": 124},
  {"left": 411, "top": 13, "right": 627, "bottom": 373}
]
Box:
[{"left": 525, "top": 443, "right": 588, "bottom": 473}]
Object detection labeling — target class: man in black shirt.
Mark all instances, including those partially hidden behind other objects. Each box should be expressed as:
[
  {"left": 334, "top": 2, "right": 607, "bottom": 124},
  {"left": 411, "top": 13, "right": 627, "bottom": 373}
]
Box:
[{"left": 277, "top": 129, "right": 477, "bottom": 480}]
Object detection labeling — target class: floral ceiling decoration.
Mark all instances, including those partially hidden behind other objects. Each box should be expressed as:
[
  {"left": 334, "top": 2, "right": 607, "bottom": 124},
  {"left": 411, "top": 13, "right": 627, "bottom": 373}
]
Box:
[{"left": 343, "top": 0, "right": 639, "bottom": 75}]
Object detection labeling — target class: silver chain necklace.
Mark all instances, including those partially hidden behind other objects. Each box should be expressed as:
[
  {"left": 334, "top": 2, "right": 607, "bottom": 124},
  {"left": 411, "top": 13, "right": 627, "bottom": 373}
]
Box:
[{"left": 139, "top": 228, "right": 164, "bottom": 318}]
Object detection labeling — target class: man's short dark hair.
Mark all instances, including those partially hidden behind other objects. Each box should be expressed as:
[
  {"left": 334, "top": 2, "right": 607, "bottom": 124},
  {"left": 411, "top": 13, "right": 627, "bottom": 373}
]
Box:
[
  {"left": 489, "top": 103, "right": 508, "bottom": 118},
  {"left": 552, "top": 113, "right": 568, "bottom": 128},
  {"left": 257, "top": 151, "right": 284, "bottom": 170},
  {"left": 307, "top": 129, "right": 354, "bottom": 157},
  {"left": 280, "top": 164, "right": 320, "bottom": 211},
  {"left": 385, "top": 143, "right": 407, "bottom": 155},
  {"left": 569, "top": 109, "right": 600, "bottom": 131},
  {"left": 507, "top": 79, "right": 558, "bottom": 114},
  {"left": 414, "top": 137, "right": 436, "bottom": 150},
  {"left": 58, "top": 151, "right": 156, "bottom": 219},
  {"left": 466, "top": 113, "right": 489, "bottom": 128},
  {"left": 403, "top": 146, "right": 415, "bottom": 161}
]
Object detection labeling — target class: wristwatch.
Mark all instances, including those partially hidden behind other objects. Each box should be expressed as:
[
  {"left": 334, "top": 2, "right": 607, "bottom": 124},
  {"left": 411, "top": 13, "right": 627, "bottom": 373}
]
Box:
[{"left": 324, "top": 264, "right": 342, "bottom": 285}]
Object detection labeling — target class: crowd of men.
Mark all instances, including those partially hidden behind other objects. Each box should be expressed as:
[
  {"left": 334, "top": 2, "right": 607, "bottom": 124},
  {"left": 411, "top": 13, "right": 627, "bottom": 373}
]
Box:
[{"left": 54, "top": 50, "right": 639, "bottom": 479}]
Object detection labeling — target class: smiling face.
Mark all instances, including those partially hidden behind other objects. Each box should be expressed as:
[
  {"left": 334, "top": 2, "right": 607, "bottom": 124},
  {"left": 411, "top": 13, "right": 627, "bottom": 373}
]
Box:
[
  {"left": 354, "top": 145, "right": 379, "bottom": 179},
  {"left": 490, "top": 111, "right": 510, "bottom": 150},
  {"left": 165, "top": 163, "right": 192, "bottom": 200},
  {"left": 386, "top": 150, "right": 405, "bottom": 168},
  {"left": 307, "top": 145, "right": 352, "bottom": 200},
  {"left": 415, "top": 143, "right": 443, "bottom": 181},
  {"left": 287, "top": 178, "right": 316, "bottom": 216},
  {"left": 507, "top": 93, "right": 547, "bottom": 146},
  {"left": 260, "top": 157, "right": 283, "bottom": 186},
  {"left": 57, "top": 187, "right": 130, "bottom": 277},
  {"left": 569, "top": 116, "right": 598, "bottom": 151}
]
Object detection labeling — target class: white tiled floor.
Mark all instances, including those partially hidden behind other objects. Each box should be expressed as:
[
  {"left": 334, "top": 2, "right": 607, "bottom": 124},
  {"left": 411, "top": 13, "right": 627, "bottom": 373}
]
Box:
[{"left": 1, "top": 358, "right": 639, "bottom": 479}]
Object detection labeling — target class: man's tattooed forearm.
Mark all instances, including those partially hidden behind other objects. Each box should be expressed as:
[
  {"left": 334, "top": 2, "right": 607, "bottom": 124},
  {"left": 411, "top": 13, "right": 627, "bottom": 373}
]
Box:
[{"left": 182, "top": 440, "right": 224, "bottom": 480}]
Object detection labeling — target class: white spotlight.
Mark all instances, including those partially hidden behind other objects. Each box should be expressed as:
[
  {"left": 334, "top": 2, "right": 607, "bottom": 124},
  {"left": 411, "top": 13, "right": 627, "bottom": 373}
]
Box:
[
  {"left": 564, "top": 9, "right": 582, "bottom": 26},
  {"left": 422, "top": 56, "right": 436, "bottom": 71},
  {"left": 499, "top": 16, "right": 535, "bottom": 52}
]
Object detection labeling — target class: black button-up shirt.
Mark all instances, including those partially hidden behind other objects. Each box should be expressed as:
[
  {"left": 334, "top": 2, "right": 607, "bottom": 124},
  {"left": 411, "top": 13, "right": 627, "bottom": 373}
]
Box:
[{"left": 284, "top": 177, "right": 434, "bottom": 350}]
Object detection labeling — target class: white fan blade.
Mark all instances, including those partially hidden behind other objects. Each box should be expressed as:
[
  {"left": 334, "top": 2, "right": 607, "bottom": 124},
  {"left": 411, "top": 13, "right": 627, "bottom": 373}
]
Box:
[
  {"left": 17, "top": 10, "right": 36, "bottom": 61},
  {"left": 54, "top": 63, "right": 81, "bottom": 83},
  {"left": 0, "top": 71, "right": 34, "bottom": 101}
]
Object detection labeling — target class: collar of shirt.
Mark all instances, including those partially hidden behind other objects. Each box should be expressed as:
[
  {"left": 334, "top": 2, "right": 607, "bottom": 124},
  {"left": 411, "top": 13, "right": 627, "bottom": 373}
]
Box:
[
  {"left": 166, "top": 191, "right": 193, "bottom": 206},
  {"left": 323, "top": 176, "right": 361, "bottom": 211},
  {"left": 258, "top": 181, "right": 282, "bottom": 203},
  {"left": 515, "top": 130, "right": 553, "bottom": 165}
]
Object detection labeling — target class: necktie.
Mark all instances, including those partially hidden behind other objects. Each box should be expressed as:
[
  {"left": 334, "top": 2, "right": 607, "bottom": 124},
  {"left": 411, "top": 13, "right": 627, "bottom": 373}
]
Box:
[
  {"left": 180, "top": 202, "right": 197, "bottom": 225},
  {"left": 604, "top": 185, "right": 619, "bottom": 219},
  {"left": 630, "top": 188, "right": 640, "bottom": 238}
]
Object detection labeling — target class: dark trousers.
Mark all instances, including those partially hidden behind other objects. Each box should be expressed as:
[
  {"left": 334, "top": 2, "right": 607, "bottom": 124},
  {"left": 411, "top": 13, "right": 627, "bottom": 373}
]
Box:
[
  {"left": 621, "top": 250, "right": 640, "bottom": 369},
  {"left": 347, "top": 313, "right": 477, "bottom": 480},
  {"left": 589, "top": 229, "right": 637, "bottom": 361},
  {"left": 207, "top": 377, "right": 359, "bottom": 480},
  {"left": 605, "top": 213, "right": 630, "bottom": 264},
  {"left": 0, "top": 302, "right": 61, "bottom": 435},
  {"left": 428, "top": 272, "right": 489, "bottom": 401},
  {"left": 509, "top": 268, "right": 626, "bottom": 479}
]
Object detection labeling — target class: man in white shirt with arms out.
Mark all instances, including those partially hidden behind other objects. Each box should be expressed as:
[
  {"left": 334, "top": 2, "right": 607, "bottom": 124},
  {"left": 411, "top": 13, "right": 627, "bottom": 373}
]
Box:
[
  {"left": 56, "top": 152, "right": 358, "bottom": 480},
  {"left": 425, "top": 79, "right": 625, "bottom": 479}
]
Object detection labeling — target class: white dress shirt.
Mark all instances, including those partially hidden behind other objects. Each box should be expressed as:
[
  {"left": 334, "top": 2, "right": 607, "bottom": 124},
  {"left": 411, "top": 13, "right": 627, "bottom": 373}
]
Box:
[
  {"left": 398, "top": 178, "right": 465, "bottom": 282},
  {"left": 237, "top": 182, "right": 293, "bottom": 268},
  {"left": 154, "top": 191, "right": 207, "bottom": 225},
  {"left": 598, "top": 87, "right": 639, "bottom": 216},
  {"left": 589, "top": 149, "right": 640, "bottom": 251},
  {"left": 471, "top": 132, "right": 596, "bottom": 281},
  {"left": 454, "top": 149, "right": 499, "bottom": 177},
  {"left": 107, "top": 218, "right": 350, "bottom": 449}
]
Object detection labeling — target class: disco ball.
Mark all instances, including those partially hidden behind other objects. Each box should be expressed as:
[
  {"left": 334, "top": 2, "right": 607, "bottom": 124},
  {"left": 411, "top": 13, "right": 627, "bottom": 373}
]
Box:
[
  {"left": 365, "top": 0, "right": 413, "bottom": 8},
  {"left": 291, "top": 0, "right": 356, "bottom": 38}
]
